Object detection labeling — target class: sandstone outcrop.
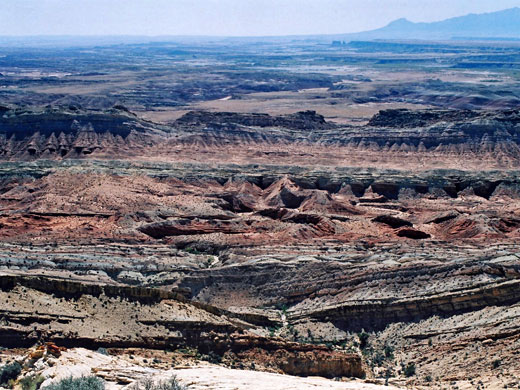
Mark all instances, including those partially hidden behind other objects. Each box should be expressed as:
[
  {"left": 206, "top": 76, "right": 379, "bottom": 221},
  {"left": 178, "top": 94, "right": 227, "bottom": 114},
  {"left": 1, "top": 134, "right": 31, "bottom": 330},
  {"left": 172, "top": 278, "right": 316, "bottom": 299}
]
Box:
[
  {"left": 4, "top": 348, "right": 383, "bottom": 390},
  {"left": 395, "top": 228, "right": 430, "bottom": 239},
  {"left": 372, "top": 215, "right": 413, "bottom": 228},
  {"left": 0, "top": 273, "right": 364, "bottom": 379}
]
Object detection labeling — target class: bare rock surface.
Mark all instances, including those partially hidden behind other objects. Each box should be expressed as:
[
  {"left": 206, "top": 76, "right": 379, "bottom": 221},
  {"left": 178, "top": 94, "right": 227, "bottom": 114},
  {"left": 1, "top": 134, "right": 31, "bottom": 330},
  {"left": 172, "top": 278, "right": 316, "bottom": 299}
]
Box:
[
  {"left": 169, "top": 366, "right": 398, "bottom": 390},
  {"left": 0, "top": 348, "right": 395, "bottom": 390}
]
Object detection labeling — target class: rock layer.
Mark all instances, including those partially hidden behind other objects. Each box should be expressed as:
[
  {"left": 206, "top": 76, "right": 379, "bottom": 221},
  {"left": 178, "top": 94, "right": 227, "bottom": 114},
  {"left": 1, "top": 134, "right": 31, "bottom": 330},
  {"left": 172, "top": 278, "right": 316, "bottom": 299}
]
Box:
[
  {"left": 0, "top": 107, "right": 519, "bottom": 169},
  {"left": 0, "top": 106, "right": 519, "bottom": 386}
]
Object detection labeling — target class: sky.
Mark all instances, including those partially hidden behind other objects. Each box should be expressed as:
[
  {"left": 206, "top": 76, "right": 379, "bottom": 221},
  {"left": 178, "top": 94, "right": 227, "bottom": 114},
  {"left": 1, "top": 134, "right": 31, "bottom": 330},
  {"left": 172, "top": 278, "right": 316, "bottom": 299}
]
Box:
[{"left": 1, "top": 0, "right": 520, "bottom": 37}]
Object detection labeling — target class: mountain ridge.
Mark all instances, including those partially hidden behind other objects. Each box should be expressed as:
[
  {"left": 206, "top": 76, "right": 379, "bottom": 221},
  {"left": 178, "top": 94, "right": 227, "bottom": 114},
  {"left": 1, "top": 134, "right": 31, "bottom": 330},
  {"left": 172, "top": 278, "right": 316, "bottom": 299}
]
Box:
[
  {"left": 1, "top": 8, "right": 520, "bottom": 46},
  {"left": 334, "top": 7, "right": 520, "bottom": 41}
]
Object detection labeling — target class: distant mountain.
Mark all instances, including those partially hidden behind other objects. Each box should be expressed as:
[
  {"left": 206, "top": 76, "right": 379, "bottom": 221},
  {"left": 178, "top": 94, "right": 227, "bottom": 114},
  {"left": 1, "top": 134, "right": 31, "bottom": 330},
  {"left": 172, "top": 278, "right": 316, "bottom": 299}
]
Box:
[
  {"left": 1, "top": 7, "right": 520, "bottom": 48},
  {"left": 336, "top": 7, "right": 520, "bottom": 41}
]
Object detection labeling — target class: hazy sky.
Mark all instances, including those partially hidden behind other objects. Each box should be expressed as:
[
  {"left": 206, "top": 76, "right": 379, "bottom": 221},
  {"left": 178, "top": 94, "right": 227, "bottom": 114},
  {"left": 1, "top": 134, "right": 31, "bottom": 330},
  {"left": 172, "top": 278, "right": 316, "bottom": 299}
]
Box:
[{"left": 1, "top": 0, "right": 520, "bottom": 37}]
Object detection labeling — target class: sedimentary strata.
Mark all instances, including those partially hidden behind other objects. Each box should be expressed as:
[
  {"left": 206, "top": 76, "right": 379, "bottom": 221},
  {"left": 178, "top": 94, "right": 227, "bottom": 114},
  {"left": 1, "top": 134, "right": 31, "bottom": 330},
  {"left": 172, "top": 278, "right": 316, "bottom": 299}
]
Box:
[{"left": 0, "top": 106, "right": 519, "bottom": 387}]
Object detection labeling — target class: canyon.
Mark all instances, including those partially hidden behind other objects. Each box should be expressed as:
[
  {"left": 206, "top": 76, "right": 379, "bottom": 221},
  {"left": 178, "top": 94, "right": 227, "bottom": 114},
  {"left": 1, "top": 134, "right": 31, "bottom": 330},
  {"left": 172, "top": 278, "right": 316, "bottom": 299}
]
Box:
[{"left": 0, "top": 36, "right": 519, "bottom": 389}]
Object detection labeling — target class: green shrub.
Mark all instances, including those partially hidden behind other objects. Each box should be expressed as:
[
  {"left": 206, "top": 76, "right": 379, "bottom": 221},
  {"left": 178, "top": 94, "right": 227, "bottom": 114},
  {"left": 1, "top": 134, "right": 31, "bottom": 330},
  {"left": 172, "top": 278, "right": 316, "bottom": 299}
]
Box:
[
  {"left": 42, "top": 376, "right": 105, "bottom": 390},
  {"left": 372, "top": 351, "right": 385, "bottom": 366},
  {"left": 200, "top": 351, "right": 222, "bottom": 364},
  {"left": 384, "top": 345, "right": 394, "bottom": 359},
  {"left": 492, "top": 359, "right": 501, "bottom": 369},
  {"left": 0, "top": 361, "right": 22, "bottom": 386},
  {"left": 184, "top": 247, "right": 202, "bottom": 255},
  {"left": 129, "top": 375, "right": 187, "bottom": 390},
  {"left": 403, "top": 362, "right": 416, "bottom": 377},
  {"left": 20, "top": 374, "right": 45, "bottom": 390},
  {"left": 357, "top": 332, "right": 369, "bottom": 350}
]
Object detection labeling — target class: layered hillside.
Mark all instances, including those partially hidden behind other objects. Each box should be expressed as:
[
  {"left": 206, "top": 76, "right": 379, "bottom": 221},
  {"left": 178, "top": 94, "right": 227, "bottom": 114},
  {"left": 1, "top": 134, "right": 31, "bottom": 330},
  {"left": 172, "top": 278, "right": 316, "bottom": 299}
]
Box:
[
  {"left": 0, "top": 107, "right": 167, "bottom": 159},
  {"left": 1, "top": 108, "right": 520, "bottom": 169},
  {"left": 0, "top": 106, "right": 519, "bottom": 388}
]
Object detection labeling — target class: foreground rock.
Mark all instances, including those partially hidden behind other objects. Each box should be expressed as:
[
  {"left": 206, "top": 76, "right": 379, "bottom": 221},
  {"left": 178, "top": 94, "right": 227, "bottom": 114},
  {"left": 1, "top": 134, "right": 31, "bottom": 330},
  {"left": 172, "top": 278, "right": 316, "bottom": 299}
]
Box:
[
  {"left": 170, "top": 366, "right": 397, "bottom": 390},
  {"left": 0, "top": 348, "right": 395, "bottom": 390},
  {"left": 0, "top": 273, "right": 364, "bottom": 379}
]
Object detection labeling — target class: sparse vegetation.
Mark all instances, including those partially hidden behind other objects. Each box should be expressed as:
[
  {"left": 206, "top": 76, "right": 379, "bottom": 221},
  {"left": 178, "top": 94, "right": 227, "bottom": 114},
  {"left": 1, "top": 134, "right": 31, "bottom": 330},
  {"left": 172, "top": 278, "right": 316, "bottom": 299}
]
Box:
[
  {"left": 371, "top": 351, "right": 385, "bottom": 366},
  {"left": 383, "top": 345, "right": 394, "bottom": 360},
  {"left": 357, "top": 331, "right": 369, "bottom": 350},
  {"left": 0, "top": 362, "right": 22, "bottom": 387},
  {"left": 42, "top": 376, "right": 105, "bottom": 390},
  {"left": 200, "top": 351, "right": 222, "bottom": 364},
  {"left": 129, "top": 375, "right": 188, "bottom": 390},
  {"left": 403, "top": 362, "right": 416, "bottom": 377},
  {"left": 184, "top": 247, "right": 202, "bottom": 255},
  {"left": 268, "top": 325, "right": 282, "bottom": 337},
  {"left": 20, "top": 374, "right": 45, "bottom": 390}
]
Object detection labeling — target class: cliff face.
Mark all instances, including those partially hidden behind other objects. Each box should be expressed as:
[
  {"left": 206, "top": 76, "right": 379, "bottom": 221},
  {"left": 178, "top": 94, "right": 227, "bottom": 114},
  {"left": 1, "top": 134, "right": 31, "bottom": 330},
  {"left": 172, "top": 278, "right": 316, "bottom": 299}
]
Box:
[
  {"left": 359, "top": 108, "right": 520, "bottom": 151},
  {"left": 0, "top": 107, "right": 165, "bottom": 159},
  {"left": 176, "top": 249, "right": 520, "bottom": 326},
  {"left": 0, "top": 273, "right": 364, "bottom": 379},
  {"left": 1, "top": 107, "right": 519, "bottom": 168},
  {"left": 175, "top": 110, "right": 335, "bottom": 130},
  {"left": 171, "top": 109, "right": 520, "bottom": 164}
]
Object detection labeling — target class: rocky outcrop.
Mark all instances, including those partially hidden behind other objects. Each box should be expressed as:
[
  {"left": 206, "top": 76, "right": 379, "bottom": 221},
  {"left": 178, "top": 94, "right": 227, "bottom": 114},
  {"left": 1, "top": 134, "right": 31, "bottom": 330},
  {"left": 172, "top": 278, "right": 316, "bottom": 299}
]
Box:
[
  {"left": 176, "top": 255, "right": 520, "bottom": 331},
  {"left": 175, "top": 110, "right": 336, "bottom": 130},
  {"left": 0, "top": 107, "right": 165, "bottom": 158},
  {"left": 425, "top": 211, "right": 460, "bottom": 224},
  {"left": 293, "top": 278, "right": 520, "bottom": 331},
  {"left": 12, "top": 347, "right": 368, "bottom": 389},
  {"left": 372, "top": 215, "right": 413, "bottom": 228},
  {"left": 396, "top": 228, "right": 431, "bottom": 239},
  {"left": 138, "top": 218, "right": 252, "bottom": 239},
  {"left": 230, "top": 339, "right": 364, "bottom": 378},
  {"left": 0, "top": 273, "right": 189, "bottom": 303},
  {"left": 0, "top": 274, "right": 364, "bottom": 379},
  {"left": 368, "top": 108, "right": 482, "bottom": 128}
]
